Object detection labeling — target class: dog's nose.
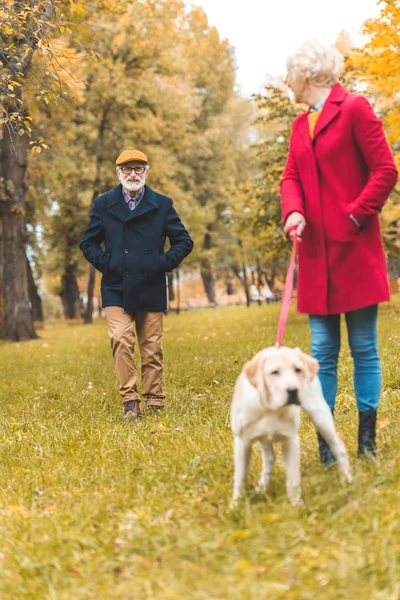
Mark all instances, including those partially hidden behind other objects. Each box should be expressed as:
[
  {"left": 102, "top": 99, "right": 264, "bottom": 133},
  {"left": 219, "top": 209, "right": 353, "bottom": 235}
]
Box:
[{"left": 286, "top": 385, "right": 300, "bottom": 405}]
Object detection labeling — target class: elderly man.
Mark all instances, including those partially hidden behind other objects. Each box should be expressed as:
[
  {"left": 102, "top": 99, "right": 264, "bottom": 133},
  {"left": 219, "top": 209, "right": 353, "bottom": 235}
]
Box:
[{"left": 80, "top": 149, "right": 194, "bottom": 419}]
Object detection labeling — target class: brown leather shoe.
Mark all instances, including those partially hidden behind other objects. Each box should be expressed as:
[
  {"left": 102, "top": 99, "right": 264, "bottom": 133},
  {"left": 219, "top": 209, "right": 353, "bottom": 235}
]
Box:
[
  {"left": 123, "top": 399, "right": 142, "bottom": 420},
  {"left": 146, "top": 399, "right": 165, "bottom": 412}
]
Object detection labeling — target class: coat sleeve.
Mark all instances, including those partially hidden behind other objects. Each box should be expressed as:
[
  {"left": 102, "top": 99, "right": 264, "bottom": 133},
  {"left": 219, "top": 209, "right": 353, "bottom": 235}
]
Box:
[
  {"left": 159, "top": 201, "right": 194, "bottom": 272},
  {"left": 79, "top": 198, "right": 110, "bottom": 274},
  {"left": 280, "top": 124, "right": 305, "bottom": 222},
  {"left": 350, "top": 96, "right": 398, "bottom": 226}
]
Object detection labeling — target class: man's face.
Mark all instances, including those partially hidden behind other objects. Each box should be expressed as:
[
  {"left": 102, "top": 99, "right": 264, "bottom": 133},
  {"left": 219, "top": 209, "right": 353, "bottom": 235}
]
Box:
[{"left": 117, "top": 161, "right": 148, "bottom": 192}]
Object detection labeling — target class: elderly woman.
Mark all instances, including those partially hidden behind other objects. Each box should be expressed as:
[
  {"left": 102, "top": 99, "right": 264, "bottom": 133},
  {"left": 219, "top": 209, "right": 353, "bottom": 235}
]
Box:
[{"left": 281, "top": 39, "right": 398, "bottom": 463}]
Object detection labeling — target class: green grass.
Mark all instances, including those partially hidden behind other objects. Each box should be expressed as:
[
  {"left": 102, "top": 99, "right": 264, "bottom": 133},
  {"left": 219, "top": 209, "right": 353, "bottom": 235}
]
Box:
[{"left": 1, "top": 299, "right": 400, "bottom": 599}]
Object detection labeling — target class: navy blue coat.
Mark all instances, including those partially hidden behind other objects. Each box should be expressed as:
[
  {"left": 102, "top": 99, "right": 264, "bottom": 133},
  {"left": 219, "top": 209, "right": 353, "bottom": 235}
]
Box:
[{"left": 80, "top": 184, "right": 193, "bottom": 312}]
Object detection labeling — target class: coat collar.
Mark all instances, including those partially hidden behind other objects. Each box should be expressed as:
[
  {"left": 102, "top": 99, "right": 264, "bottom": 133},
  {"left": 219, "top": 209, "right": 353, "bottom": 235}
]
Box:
[
  {"left": 311, "top": 82, "right": 348, "bottom": 140},
  {"left": 105, "top": 185, "right": 159, "bottom": 222},
  {"left": 296, "top": 83, "right": 349, "bottom": 147}
]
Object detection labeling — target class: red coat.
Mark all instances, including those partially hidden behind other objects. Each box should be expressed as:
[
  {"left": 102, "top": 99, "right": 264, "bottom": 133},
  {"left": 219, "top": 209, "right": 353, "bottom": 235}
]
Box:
[{"left": 281, "top": 83, "right": 398, "bottom": 315}]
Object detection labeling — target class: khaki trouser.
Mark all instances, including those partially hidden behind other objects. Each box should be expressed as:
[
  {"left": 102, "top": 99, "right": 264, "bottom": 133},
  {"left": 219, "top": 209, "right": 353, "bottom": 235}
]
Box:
[{"left": 105, "top": 307, "right": 165, "bottom": 406}]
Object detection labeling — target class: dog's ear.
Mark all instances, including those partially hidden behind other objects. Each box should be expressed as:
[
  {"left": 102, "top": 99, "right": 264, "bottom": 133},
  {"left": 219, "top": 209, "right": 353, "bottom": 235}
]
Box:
[
  {"left": 244, "top": 355, "right": 266, "bottom": 395},
  {"left": 299, "top": 352, "right": 319, "bottom": 381}
]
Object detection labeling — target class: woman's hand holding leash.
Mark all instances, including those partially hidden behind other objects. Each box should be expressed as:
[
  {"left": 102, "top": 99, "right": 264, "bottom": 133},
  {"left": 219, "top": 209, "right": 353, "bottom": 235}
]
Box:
[{"left": 284, "top": 211, "right": 306, "bottom": 240}]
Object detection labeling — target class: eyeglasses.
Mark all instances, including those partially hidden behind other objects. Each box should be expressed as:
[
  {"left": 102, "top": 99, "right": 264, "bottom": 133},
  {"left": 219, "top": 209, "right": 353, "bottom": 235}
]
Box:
[{"left": 120, "top": 166, "right": 147, "bottom": 175}]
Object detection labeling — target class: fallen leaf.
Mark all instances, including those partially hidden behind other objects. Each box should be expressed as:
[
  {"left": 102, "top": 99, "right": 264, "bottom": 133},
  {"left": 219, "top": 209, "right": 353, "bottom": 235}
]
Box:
[
  {"left": 377, "top": 417, "right": 390, "bottom": 429},
  {"left": 183, "top": 561, "right": 205, "bottom": 573},
  {"left": 233, "top": 560, "right": 253, "bottom": 572},
  {"left": 133, "top": 555, "right": 155, "bottom": 568},
  {"left": 226, "top": 529, "right": 253, "bottom": 541},
  {"left": 66, "top": 565, "right": 80, "bottom": 574},
  {"left": 262, "top": 513, "right": 282, "bottom": 522}
]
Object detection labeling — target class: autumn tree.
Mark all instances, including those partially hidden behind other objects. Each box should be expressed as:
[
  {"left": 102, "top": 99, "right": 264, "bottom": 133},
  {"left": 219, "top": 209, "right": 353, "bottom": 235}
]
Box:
[
  {"left": 0, "top": 0, "right": 93, "bottom": 338},
  {"left": 177, "top": 7, "right": 237, "bottom": 304},
  {"left": 220, "top": 83, "right": 301, "bottom": 296},
  {"left": 345, "top": 1, "right": 400, "bottom": 281},
  {"left": 0, "top": 1, "right": 58, "bottom": 339},
  {"left": 345, "top": 0, "right": 400, "bottom": 155},
  {"left": 33, "top": 0, "right": 240, "bottom": 317}
]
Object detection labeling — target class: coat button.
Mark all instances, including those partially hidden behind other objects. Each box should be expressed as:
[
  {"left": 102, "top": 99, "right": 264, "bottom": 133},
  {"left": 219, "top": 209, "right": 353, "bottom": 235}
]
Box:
[
  {"left": 144, "top": 272, "right": 148, "bottom": 278},
  {"left": 123, "top": 225, "right": 128, "bottom": 231},
  {"left": 124, "top": 271, "right": 130, "bottom": 277},
  {"left": 144, "top": 249, "right": 149, "bottom": 254},
  {"left": 142, "top": 225, "right": 147, "bottom": 230},
  {"left": 124, "top": 249, "right": 129, "bottom": 254}
]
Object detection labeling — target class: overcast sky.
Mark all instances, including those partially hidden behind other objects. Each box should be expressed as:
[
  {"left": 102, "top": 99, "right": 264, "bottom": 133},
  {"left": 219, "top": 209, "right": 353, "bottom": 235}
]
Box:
[{"left": 187, "top": 0, "right": 382, "bottom": 96}]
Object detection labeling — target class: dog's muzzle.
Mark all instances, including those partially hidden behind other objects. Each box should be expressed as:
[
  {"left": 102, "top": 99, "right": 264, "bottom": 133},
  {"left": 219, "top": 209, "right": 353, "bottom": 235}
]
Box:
[{"left": 286, "top": 385, "right": 300, "bottom": 406}]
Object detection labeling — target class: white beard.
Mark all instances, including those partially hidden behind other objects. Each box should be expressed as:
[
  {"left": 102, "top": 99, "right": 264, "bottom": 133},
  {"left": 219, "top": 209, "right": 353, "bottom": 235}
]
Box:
[{"left": 121, "top": 180, "right": 145, "bottom": 193}]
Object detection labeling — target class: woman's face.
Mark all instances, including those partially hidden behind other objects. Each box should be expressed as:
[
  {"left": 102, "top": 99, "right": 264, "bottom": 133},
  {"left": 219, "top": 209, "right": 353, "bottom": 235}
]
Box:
[{"left": 286, "top": 73, "right": 308, "bottom": 104}]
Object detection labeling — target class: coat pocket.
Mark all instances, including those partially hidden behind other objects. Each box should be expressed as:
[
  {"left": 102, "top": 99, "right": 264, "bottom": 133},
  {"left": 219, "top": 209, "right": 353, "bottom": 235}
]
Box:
[
  {"left": 325, "top": 209, "right": 361, "bottom": 242},
  {"left": 104, "top": 252, "right": 123, "bottom": 284},
  {"left": 146, "top": 250, "right": 168, "bottom": 277}
]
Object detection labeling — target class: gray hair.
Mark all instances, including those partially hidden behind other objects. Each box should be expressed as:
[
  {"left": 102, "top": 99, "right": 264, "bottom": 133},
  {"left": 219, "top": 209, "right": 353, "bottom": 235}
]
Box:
[{"left": 287, "top": 38, "right": 344, "bottom": 87}]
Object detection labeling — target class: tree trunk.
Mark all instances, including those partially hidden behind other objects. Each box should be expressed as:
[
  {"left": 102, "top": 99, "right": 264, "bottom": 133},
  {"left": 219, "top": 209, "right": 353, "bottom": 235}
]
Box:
[
  {"left": 84, "top": 101, "right": 112, "bottom": 324},
  {"left": 0, "top": 0, "right": 56, "bottom": 341},
  {"left": 84, "top": 254, "right": 95, "bottom": 324},
  {"left": 242, "top": 264, "right": 250, "bottom": 307},
  {"left": 264, "top": 260, "right": 279, "bottom": 290},
  {"left": 233, "top": 265, "right": 250, "bottom": 307},
  {"left": 0, "top": 125, "right": 37, "bottom": 340},
  {"left": 60, "top": 263, "right": 81, "bottom": 319},
  {"left": 387, "top": 254, "right": 400, "bottom": 281},
  {"left": 167, "top": 272, "right": 175, "bottom": 301},
  {"left": 176, "top": 268, "right": 181, "bottom": 315},
  {"left": 226, "top": 280, "right": 234, "bottom": 295},
  {"left": 200, "top": 263, "right": 216, "bottom": 305},
  {"left": 83, "top": 265, "right": 96, "bottom": 323},
  {"left": 256, "top": 257, "right": 263, "bottom": 288},
  {"left": 200, "top": 231, "right": 216, "bottom": 304},
  {"left": 27, "top": 258, "right": 43, "bottom": 322},
  {"left": 387, "top": 254, "right": 400, "bottom": 293}
]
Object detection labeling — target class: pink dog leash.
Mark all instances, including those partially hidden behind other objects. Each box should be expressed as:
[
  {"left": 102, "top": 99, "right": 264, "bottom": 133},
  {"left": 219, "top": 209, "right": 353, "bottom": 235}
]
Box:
[{"left": 276, "top": 227, "right": 298, "bottom": 348}]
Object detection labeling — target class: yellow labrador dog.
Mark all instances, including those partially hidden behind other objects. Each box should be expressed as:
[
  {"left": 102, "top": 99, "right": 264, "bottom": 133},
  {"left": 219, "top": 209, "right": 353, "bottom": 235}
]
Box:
[{"left": 231, "top": 346, "right": 352, "bottom": 506}]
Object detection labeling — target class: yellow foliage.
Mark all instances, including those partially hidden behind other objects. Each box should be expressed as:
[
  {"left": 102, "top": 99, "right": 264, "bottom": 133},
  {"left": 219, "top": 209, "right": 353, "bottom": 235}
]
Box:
[
  {"left": 335, "top": 30, "right": 353, "bottom": 55},
  {"left": 345, "top": 0, "right": 400, "bottom": 258},
  {"left": 346, "top": 0, "right": 400, "bottom": 147}
]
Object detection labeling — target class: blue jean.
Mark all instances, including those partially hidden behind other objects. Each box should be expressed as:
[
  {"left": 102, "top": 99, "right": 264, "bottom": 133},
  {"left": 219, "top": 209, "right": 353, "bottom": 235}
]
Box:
[{"left": 309, "top": 305, "right": 381, "bottom": 412}]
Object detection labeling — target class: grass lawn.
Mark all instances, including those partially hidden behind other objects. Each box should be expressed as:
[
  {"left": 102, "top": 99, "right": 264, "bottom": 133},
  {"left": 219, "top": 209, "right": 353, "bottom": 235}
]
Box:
[{"left": 1, "top": 299, "right": 400, "bottom": 599}]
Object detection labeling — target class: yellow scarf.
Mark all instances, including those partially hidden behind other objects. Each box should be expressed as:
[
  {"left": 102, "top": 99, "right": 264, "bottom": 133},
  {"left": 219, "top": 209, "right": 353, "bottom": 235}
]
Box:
[{"left": 308, "top": 111, "right": 321, "bottom": 139}]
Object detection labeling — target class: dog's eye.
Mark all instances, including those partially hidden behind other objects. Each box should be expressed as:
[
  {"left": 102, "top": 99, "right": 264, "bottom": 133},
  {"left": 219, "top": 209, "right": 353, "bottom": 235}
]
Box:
[
  {"left": 294, "top": 367, "right": 303, "bottom": 374},
  {"left": 271, "top": 369, "right": 280, "bottom": 376}
]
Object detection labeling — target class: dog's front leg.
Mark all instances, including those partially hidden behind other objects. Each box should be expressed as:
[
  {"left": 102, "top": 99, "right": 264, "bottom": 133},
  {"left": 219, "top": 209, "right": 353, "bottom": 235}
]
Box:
[
  {"left": 303, "top": 402, "right": 352, "bottom": 483},
  {"left": 282, "top": 435, "right": 302, "bottom": 506},
  {"left": 232, "top": 436, "right": 252, "bottom": 504},
  {"left": 257, "top": 440, "right": 275, "bottom": 492}
]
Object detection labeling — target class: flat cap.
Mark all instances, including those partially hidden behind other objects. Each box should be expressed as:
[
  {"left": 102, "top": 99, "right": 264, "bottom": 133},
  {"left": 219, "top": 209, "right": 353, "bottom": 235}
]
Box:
[{"left": 116, "top": 149, "right": 148, "bottom": 166}]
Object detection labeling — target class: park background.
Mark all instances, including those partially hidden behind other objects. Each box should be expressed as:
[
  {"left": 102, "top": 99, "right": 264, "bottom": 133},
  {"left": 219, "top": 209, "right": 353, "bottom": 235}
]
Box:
[
  {"left": 1, "top": 1, "right": 400, "bottom": 598},
  {"left": 0, "top": 0, "right": 399, "bottom": 337}
]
